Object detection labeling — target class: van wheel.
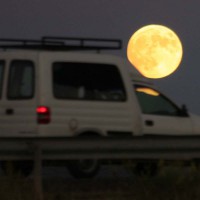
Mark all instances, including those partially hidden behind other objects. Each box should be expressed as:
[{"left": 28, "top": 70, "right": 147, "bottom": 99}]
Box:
[
  {"left": 67, "top": 159, "right": 100, "bottom": 178},
  {"left": 1, "top": 161, "right": 33, "bottom": 177},
  {"left": 67, "top": 132, "right": 101, "bottom": 178}
]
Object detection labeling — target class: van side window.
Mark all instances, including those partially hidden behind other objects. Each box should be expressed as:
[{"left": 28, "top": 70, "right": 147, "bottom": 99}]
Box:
[
  {"left": 135, "top": 85, "right": 180, "bottom": 116},
  {"left": 7, "top": 60, "right": 34, "bottom": 99},
  {"left": 53, "top": 62, "right": 126, "bottom": 101},
  {"left": 0, "top": 61, "right": 5, "bottom": 99}
]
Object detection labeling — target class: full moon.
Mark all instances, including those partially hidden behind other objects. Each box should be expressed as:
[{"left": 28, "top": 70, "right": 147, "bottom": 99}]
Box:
[{"left": 127, "top": 24, "right": 183, "bottom": 79}]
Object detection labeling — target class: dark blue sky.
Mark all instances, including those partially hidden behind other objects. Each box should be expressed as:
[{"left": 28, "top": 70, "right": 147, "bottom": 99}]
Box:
[{"left": 0, "top": 0, "right": 200, "bottom": 113}]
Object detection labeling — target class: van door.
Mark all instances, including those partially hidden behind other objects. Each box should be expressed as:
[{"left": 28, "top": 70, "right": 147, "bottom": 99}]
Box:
[
  {"left": 134, "top": 85, "right": 194, "bottom": 135},
  {"left": 37, "top": 52, "right": 141, "bottom": 137},
  {"left": 2, "top": 59, "right": 37, "bottom": 137}
]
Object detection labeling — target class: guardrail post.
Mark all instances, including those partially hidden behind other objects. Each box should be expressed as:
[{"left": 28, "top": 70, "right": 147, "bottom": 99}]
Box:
[{"left": 33, "top": 143, "right": 43, "bottom": 200}]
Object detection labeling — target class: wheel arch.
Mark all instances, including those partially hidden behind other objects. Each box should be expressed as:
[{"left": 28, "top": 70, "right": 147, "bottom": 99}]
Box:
[{"left": 74, "top": 128, "right": 105, "bottom": 137}]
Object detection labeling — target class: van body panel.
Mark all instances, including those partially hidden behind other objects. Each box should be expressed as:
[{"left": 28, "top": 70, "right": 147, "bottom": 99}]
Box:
[
  {"left": 37, "top": 52, "right": 142, "bottom": 137},
  {"left": 0, "top": 51, "right": 38, "bottom": 137}
]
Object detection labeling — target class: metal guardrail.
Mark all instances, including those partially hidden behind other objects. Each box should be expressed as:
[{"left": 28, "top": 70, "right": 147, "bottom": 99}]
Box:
[{"left": 0, "top": 136, "right": 200, "bottom": 161}]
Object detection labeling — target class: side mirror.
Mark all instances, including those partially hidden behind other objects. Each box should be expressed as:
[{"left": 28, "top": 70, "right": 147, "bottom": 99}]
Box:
[{"left": 179, "top": 104, "right": 189, "bottom": 117}]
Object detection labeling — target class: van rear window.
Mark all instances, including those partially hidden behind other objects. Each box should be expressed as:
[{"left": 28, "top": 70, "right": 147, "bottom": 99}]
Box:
[
  {"left": 7, "top": 60, "right": 34, "bottom": 99},
  {"left": 52, "top": 62, "right": 126, "bottom": 101}
]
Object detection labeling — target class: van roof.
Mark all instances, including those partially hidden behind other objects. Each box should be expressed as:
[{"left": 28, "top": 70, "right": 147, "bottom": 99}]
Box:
[
  {"left": 126, "top": 60, "right": 153, "bottom": 85},
  {"left": 0, "top": 36, "right": 153, "bottom": 85}
]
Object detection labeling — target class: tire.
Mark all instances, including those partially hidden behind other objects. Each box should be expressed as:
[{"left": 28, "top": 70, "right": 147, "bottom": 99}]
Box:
[
  {"left": 67, "top": 132, "right": 101, "bottom": 179},
  {"left": 1, "top": 161, "right": 33, "bottom": 177},
  {"left": 67, "top": 159, "right": 100, "bottom": 179}
]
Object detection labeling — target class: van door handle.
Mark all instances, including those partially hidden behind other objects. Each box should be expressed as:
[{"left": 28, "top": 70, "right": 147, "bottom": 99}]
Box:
[
  {"left": 5, "top": 108, "right": 14, "bottom": 115},
  {"left": 145, "top": 120, "right": 154, "bottom": 126}
]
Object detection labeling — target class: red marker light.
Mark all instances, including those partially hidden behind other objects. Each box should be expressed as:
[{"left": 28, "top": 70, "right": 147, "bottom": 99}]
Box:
[
  {"left": 36, "top": 106, "right": 50, "bottom": 124},
  {"left": 37, "top": 106, "right": 48, "bottom": 113}
]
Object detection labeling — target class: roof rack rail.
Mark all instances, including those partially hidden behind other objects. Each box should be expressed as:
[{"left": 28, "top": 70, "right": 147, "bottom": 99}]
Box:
[{"left": 0, "top": 37, "right": 122, "bottom": 52}]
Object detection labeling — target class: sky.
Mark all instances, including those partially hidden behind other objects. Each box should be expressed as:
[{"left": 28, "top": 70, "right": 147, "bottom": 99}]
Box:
[{"left": 0, "top": 0, "right": 200, "bottom": 113}]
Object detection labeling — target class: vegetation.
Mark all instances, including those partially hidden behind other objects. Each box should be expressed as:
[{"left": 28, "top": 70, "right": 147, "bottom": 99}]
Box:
[{"left": 1, "top": 161, "right": 200, "bottom": 200}]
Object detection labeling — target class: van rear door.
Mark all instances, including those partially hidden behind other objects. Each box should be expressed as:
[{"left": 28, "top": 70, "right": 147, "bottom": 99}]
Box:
[{"left": 0, "top": 52, "right": 38, "bottom": 137}]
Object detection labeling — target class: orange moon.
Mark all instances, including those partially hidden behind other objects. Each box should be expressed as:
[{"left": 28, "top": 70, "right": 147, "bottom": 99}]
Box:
[{"left": 127, "top": 25, "right": 183, "bottom": 79}]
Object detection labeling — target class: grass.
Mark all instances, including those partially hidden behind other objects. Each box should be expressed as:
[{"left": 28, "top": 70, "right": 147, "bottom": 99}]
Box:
[{"left": 1, "top": 161, "right": 200, "bottom": 200}]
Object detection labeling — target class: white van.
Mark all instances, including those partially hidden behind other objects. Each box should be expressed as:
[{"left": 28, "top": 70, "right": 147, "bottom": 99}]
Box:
[
  {"left": 0, "top": 49, "right": 141, "bottom": 138},
  {"left": 0, "top": 37, "right": 200, "bottom": 178}
]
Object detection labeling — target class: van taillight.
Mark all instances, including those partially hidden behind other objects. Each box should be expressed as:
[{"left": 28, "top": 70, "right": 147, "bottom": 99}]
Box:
[{"left": 36, "top": 106, "right": 50, "bottom": 124}]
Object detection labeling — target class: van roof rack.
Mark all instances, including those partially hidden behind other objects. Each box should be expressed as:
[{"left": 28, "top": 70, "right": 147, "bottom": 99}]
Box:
[{"left": 0, "top": 36, "right": 122, "bottom": 52}]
